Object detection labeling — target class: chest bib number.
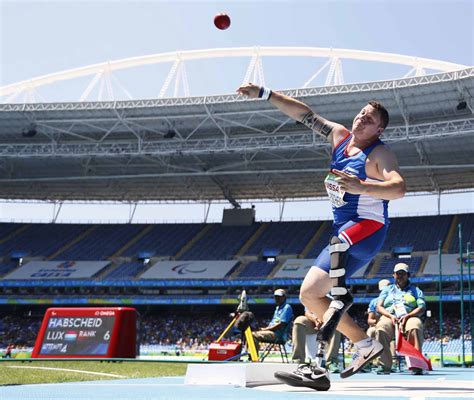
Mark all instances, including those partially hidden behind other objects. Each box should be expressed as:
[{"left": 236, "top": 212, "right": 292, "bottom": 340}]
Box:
[{"left": 325, "top": 173, "right": 347, "bottom": 208}]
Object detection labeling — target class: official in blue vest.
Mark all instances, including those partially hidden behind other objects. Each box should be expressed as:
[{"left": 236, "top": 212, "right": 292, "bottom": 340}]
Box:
[
  {"left": 252, "top": 289, "right": 293, "bottom": 351},
  {"left": 374, "top": 263, "right": 426, "bottom": 374}
]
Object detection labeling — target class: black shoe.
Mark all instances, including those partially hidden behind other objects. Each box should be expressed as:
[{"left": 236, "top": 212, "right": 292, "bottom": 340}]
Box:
[
  {"left": 274, "top": 364, "right": 331, "bottom": 391},
  {"left": 411, "top": 367, "right": 423, "bottom": 375}
]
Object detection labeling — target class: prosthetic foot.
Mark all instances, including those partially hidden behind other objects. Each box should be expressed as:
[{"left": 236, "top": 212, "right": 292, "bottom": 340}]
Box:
[
  {"left": 275, "top": 236, "right": 353, "bottom": 390},
  {"left": 274, "top": 364, "right": 330, "bottom": 391}
]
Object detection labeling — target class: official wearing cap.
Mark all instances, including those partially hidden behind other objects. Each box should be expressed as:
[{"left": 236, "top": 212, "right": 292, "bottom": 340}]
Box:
[
  {"left": 374, "top": 263, "right": 426, "bottom": 374},
  {"left": 252, "top": 288, "right": 294, "bottom": 352}
]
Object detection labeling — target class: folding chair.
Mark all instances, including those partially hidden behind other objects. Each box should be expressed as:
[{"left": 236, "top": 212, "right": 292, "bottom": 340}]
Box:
[{"left": 259, "top": 339, "right": 289, "bottom": 363}]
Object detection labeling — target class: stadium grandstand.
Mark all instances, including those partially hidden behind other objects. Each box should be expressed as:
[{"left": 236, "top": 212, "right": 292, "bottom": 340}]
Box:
[{"left": 0, "top": 48, "right": 472, "bottom": 362}]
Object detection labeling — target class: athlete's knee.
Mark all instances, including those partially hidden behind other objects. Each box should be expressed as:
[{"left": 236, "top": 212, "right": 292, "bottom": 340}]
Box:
[
  {"left": 299, "top": 290, "right": 306, "bottom": 306},
  {"left": 299, "top": 286, "right": 316, "bottom": 310},
  {"left": 300, "top": 267, "right": 331, "bottom": 305}
]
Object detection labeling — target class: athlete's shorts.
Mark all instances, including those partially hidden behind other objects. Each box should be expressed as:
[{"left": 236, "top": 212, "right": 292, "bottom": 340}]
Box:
[{"left": 313, "top": 218, "right": 387, "bottom": 277}]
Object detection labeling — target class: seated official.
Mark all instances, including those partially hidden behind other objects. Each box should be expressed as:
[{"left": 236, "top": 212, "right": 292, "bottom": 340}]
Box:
[
  {"left": 374, "top": 263, "right": 426, "bottom": 375},
  {"left": 366, "top": 279, "right": 391, "bottom": 339},
  {"left": 252, "top": 289, "right": 293, "bottom": 351},
  {"left": 292, "top": 309, "right": 342, "bottom": 373}
]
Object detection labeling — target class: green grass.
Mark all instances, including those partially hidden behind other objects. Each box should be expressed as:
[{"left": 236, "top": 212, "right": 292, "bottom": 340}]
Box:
[{"left": 0, "top": 360, "right": 187, "bottom": 386}]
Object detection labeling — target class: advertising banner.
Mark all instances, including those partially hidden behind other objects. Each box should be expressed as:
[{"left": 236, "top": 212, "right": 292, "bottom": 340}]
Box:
[
  {"left": 3, "top": 261, "right": 110, "bottom": 280},
  {"left": 140, "top": 260, "right": 238, "bottom": 279}
]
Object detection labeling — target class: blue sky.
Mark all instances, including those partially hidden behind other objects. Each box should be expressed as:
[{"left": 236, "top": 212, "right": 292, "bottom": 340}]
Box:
[
  {"left": 1, "top": 0, "right": 472, "bottom": 98},
  {"left": 0, "top": 0, "right": 472, "bottom": 222}
]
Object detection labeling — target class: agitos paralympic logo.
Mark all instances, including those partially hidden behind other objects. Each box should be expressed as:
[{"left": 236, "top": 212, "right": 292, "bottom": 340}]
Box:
[
  {"left": 57, "top": 261, "right": 76, "bottom": 269},
  {"left": 171, "top": 263, "right": 207, "bottom": 275}
]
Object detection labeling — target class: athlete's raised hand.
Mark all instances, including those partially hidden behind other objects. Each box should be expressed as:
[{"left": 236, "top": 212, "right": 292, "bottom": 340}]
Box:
[{"left": 236, "top": 83, "right": 260, "bottom": 98}]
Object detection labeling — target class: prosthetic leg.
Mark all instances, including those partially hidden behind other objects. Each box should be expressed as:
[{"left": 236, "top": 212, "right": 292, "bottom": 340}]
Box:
[
  {"left": 312, "top": 236, "right": 353, "bottom": 369},
  {"left": 274, "top": 236, "right": 352, "bottom": 391},
  {"left": 319, "top": 236, "right": 383, "bottom": 379}
]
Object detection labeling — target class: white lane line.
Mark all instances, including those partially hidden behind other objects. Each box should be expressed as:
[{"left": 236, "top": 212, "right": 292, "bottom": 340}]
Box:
[
  {"left": 7, "top": 365, "right": 126, "bottom": 378},
  {"left": 24, "top": 383, "right": 188, "bottom": 387}
]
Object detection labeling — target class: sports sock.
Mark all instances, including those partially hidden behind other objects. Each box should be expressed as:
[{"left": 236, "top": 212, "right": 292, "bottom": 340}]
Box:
[{"left": 355, "top": 337, "right": 373, "bottom": 348}]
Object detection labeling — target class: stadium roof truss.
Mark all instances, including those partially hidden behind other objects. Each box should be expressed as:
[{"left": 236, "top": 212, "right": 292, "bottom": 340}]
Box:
[{"left": 0, "top": 50, "right": 472, "bottom": 203}]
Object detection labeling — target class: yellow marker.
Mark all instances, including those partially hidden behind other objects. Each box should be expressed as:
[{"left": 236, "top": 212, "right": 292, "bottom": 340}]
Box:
[
  {"left": 244, "top": 327, "right": 259, "bottom": 362},
  {"left": 216, "top": 315, "right": 238, "bottom": 343}
]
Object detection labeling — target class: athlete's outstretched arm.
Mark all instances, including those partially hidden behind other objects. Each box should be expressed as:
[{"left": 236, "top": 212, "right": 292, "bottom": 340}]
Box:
[{"left": 236, "top": 83, "right": 347, "bottom": 147}]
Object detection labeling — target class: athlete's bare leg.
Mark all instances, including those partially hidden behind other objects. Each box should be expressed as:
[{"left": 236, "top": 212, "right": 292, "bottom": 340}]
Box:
[{"left": 299, "top": 266, "right": 366, "bottom": 343}]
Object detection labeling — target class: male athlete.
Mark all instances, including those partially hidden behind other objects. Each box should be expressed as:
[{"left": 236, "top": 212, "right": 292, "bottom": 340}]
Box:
[{"left": 236, "top": 83, "right": 406, "bottom": 390}]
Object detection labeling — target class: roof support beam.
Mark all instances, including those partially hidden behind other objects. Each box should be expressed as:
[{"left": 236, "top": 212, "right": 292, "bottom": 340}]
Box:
[
  {"left": 414, "top": 141, "right": 439, "bottom": 193},
  {"left": 210, "top": 176, "right": 240, "bottom": 208},
  {"left": 0, "top": 163, "right": 472, "bottom": 183},
  {"left": 51, "top": 201, "right": 63, "bottom": 223},
  {"left": 1, "top": 118, "right": 471, "bottom": 158}
]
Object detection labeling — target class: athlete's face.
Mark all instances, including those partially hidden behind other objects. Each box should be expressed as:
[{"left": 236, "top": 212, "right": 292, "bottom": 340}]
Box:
[{"left": 352, "top": 104, "right": 384, "bottom": 140}]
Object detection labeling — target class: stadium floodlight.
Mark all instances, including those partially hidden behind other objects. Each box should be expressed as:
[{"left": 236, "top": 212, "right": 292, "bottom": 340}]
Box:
[
  {"left": 164, "top": 129, "right": 177, "bottom": 139},
  {"left": 22, "top": 123, "right": 37, "bottom": 138}
]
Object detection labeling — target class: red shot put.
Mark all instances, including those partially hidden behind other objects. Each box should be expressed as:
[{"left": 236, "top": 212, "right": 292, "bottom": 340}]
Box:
[{"left": 214, "top": 13, "right": 231, "bottom": 30}]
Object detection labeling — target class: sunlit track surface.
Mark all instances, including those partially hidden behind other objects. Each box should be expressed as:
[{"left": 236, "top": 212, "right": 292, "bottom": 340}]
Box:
[
  {"left": 256, "top": 369, "right": 474, "bottom": 399},
  {"left": 1, "top": 368, "right": 472, "bottom": 400}
]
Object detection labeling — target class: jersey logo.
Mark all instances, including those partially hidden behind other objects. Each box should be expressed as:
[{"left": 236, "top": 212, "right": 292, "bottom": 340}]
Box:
[{"left": 343, "top": 166, "right": 358, "bottom": 175}]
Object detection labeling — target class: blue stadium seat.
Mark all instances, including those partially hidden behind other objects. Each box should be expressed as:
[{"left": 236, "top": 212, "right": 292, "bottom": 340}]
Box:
[
  {"left": 246, "top": 221, "right": 320, "bottom": 256},
  {"left": 103, "top": 262, "right": 148, "bottom": 279},
  {"left": 0, "top": 262, "right": 17, "bottom": 277},
  {"left": 373, "top": 256, "right": 423, "bottom": 278},
  {"left": 449, "top": 214, "right": 474, "bottom": 253},
  {"left": 238, "top": 260, "right": 278, "bottom": 278},
  {"left": 121, "top": 223, "right": 205, "bottom": 257},
  {"left": 0, "top": 224, "right": 90, "bottom": 258},
  {"left": 0, "top": 223, "right": 24, "bottom": 240},
  {"left": 52, "top": 224, "right": 144, "bottom": 260},
  {"left": 306, "top": 224, "right": 332, "bottom": 259},
  {"left": 179, "top": 224, "right": 260, "bottom": 260},
  {"left": 382, "top": 215, "right": 452, "bottom": 251}
]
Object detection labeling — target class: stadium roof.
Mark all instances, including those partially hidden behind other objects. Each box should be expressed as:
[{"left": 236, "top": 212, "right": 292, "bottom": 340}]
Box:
[{"left": 0, "top": 67, "right": 472, "bottom": 203}]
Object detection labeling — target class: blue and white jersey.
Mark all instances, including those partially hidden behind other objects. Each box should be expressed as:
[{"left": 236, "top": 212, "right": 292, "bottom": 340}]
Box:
[{"left": 325, "top": 132, "right": 389, "bottom": 227}]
